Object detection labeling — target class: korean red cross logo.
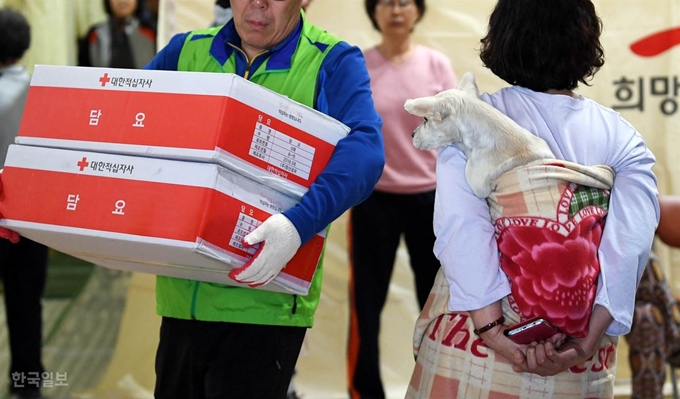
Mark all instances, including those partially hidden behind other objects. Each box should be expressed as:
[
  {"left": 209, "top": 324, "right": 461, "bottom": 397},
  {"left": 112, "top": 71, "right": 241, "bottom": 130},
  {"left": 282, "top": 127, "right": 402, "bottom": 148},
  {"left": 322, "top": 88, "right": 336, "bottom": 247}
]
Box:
[
  {"left": 630, "top": 27, "right": 680, "bottom": 57},
  {"left": 77, "top": 157, "right": 89, "bottom": 171},
  {"left": 99, "top": 73, "right": 111, "bottom": 87}
]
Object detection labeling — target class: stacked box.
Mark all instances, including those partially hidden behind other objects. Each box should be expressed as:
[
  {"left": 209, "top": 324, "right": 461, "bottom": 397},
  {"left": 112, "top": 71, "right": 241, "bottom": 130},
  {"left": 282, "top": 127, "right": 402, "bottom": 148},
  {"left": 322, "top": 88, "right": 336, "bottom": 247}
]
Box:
[
  {"left": 17, "top": 65, "right": 350, "bottom": 200},
  {"left": 0, "top": 66, "right": 349, "bottom": 295},
  {"left": 1, "top": 145, "right": 326, "bottom": 294}
]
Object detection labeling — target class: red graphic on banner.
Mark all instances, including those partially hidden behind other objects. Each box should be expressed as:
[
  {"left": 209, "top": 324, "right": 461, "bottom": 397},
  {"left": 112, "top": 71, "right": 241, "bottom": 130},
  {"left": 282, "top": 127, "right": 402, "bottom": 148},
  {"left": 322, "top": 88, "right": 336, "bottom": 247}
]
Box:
[
  {"left": 99, "top": 73, "right": 110, "bottom": 87},
  {"left": 630, "top": 27, "right": 680, "bottom": 57}
]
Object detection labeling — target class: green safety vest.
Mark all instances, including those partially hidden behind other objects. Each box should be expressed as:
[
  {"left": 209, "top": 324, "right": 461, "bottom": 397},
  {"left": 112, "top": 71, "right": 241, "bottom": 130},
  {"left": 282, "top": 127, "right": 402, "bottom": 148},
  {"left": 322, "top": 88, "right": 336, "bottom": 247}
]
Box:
[{"left": 156, "top": 18, "right": 341, "bottom": 327}]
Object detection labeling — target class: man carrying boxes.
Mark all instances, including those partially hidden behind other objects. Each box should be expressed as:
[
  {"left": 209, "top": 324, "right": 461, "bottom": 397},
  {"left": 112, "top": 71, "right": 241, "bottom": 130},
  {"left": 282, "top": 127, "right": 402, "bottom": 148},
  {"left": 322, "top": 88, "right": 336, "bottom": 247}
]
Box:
[{"left": 0, "top": 0, "right": 385, "bottom": 398}]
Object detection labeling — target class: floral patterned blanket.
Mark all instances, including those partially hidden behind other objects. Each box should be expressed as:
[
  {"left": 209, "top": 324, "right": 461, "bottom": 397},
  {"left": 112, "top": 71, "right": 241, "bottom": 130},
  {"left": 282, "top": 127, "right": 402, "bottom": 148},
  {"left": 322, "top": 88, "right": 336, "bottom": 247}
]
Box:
[
  {"left": 488, "top": 159, "right": 615, "bottom": 337},
  {"left": 407, "top": 160, "right": 617, "bottom": 399}
]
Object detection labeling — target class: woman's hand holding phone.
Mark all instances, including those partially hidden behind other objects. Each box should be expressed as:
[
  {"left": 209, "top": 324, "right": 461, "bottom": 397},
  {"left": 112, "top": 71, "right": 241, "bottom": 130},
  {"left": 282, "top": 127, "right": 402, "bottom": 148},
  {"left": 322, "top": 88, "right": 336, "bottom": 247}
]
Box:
[
  {"left": 511, "top": 306, "right": 614, "bottom": 376},
  {"left": 504, "top": 317, "right": 561, "bottom": 345},
  {"left": 500, "top": 316, "right": 568, "bottom": 376}
]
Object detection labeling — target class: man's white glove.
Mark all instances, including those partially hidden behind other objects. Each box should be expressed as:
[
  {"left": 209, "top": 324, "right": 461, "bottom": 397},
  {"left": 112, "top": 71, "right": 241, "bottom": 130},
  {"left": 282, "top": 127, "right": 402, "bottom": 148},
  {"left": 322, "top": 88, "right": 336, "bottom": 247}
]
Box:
[{"left": 229, "top": 213, "right": 301, "bottom": 287}]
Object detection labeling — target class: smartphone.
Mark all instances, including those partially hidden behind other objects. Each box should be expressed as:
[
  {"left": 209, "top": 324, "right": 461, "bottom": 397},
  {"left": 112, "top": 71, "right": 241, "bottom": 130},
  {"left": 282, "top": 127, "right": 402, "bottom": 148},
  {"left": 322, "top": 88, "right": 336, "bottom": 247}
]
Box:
[{"left": 503, "top": 317, "right": 559, "bottom": 344}]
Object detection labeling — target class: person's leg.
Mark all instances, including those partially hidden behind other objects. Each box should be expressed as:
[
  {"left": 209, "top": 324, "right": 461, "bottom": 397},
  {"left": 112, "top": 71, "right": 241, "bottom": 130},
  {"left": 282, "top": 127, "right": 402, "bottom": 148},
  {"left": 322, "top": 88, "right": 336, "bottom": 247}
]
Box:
[
  {"left": 626, "top": 252, "right": 672, "bottom": 399},
  {"left": 348, "top": 191, "right": 402, "bottom": 399},
  {"left": 155, "top": 317, "right": 306, "bottom": 399},
  {"left": 644, "top": 254, "right": 680, "bottom": 363},
  {"left": 154, "top": 317, "right": 205, "bottom": 399},
  {"left": 207, "top": 323, "right": 305, "bottom": 398},
  {"left": 285, "top": 368, "right": 299, "bottom": 399},
  {"left": 0, "top": 238, "right": 48, "bottom": 396},
  {"left": 402, "top": 190, "right": 440, "bottom": 309},
  {"left": 627, "top": 302, "right": 666, "bottom": 399}
]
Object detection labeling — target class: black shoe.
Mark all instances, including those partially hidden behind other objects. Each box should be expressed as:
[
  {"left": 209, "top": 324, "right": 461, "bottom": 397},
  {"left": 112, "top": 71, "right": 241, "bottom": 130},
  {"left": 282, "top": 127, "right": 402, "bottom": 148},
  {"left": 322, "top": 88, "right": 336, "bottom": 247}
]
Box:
[
  {"left": 286, "top": 391, "right": 301, "bottom": 399},
  {"left": 10, "top": 390, "right": 44, "bottom": 399},
  {"left": 10, "top": 394, "right": 44, "bottom": 399}
]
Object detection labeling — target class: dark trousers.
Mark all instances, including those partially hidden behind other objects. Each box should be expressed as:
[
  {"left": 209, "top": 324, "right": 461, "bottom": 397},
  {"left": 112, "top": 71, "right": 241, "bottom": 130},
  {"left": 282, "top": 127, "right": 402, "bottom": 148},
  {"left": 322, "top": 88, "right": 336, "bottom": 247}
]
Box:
[
  {"left": 0, "top": 238, "right": 48, "bottom": 394},
  {"left": 347, "top": 190, "right": 440, "bottom": 399},
  {"left": 155, "top": 317, "right": 307, "bottom": 399},
  {"left": 625, "top": 251, "right": 680, "bottom": 399}
]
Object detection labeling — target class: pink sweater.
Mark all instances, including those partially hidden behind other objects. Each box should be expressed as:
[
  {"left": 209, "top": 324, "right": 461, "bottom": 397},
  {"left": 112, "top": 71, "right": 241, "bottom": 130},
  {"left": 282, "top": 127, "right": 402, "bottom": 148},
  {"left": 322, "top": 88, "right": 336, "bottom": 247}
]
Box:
[{"left": 364, "top": 45, "right": 457, "bottom": 194}]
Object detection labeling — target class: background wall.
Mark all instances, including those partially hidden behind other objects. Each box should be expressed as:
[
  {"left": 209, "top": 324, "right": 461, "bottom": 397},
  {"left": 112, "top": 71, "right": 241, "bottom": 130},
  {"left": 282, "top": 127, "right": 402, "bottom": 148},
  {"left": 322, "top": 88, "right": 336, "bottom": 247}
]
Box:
[
  {"left": 159, "top": 0, "right": 680, "bottom": 282},
  {"left": 0, "top": 0, "right": 107, "bottom": 71}
]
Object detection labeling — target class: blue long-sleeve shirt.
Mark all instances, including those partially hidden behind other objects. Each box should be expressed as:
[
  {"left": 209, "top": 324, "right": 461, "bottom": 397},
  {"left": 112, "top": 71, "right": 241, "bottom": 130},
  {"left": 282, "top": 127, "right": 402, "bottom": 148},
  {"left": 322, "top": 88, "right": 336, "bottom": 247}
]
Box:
[{"left": 145, "top": 23, "right": 385, "bottom": 244}]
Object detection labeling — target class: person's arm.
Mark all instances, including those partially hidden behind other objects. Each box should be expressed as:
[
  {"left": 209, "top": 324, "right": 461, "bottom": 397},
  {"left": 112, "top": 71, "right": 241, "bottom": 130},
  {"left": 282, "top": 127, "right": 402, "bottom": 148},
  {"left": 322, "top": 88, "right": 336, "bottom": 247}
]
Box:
[
  {"left": 77, "top": 28, "right": 94, "bottom": 67},
  {"left": 656, "top": 195, "right": 680, "bottom": 247},
  {"left": 282, "top": 42, "right": 385, "bottom": 243},
  {"left": 594, "top": 125, "right": 659, "bottom": 336},
  {"left": 514, "top": 122, "right": 658, "bottom": 376},
  {"left": 144, "top": 38, "right": 383, "bottom": 243},
  {"left": 434, "top": 145, "right": 510, "bottom": 310},
  {"left": 434, "top": 145, "right": 537, "bottom": 360},
  {"left": 512, "top": 304, "right": 612, "bottom": 376},
  {"left": 143, "top": 32, "right": 188, "bottom": 70}
]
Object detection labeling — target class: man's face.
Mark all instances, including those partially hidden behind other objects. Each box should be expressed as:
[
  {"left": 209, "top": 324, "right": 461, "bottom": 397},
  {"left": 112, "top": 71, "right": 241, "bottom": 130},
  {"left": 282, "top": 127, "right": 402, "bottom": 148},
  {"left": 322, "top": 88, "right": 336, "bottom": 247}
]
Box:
[{"left": 231, "top": 0, "right": 302, "bottom": 59}]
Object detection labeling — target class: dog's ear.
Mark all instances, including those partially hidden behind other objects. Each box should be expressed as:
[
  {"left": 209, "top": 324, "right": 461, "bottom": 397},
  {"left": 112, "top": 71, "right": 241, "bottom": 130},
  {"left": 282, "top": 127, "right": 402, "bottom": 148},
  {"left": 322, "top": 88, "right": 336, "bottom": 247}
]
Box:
[
  {"left": 404, "top": 97, "right": 437, "bottom": 117},
  {"left": 458, "top": 72, "right": 480, "bottom": 98}
]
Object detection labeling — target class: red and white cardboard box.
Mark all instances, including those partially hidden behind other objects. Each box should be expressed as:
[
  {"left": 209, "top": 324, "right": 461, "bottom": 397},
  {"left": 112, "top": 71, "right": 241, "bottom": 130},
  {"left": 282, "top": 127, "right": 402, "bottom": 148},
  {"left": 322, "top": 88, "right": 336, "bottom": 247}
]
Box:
[
  {"left": 16, "top": 65, "right": 350, "bottom": 200},
  {"left": 0, "top": 144, "right": 326, "bottom": 295}
]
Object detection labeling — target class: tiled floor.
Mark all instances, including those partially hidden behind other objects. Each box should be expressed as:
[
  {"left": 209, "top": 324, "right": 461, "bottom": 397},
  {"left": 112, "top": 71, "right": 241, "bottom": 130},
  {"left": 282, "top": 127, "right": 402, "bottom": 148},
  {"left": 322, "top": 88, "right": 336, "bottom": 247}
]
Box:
[{"left": 0, "top": 268, "right": 131, "bottom": 399}]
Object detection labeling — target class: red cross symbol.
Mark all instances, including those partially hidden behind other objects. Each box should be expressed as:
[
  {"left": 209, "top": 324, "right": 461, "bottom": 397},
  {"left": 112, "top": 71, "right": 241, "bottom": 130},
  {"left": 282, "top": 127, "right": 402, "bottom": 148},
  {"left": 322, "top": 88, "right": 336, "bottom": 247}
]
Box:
[
  {"left": 77, "top": 157, "right": 89, "bottom": 171},
  {"left": 99, "top": 73, "right": 111, "bottom": 87}
]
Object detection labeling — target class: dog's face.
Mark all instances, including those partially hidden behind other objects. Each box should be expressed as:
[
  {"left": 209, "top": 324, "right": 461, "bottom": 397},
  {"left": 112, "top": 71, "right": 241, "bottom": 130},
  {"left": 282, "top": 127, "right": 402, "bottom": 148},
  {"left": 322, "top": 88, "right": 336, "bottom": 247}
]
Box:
[
  {"left": 404, "top": 72, "right": 555, "bottom": 198},
  {"left": 404, "top": 72, "right": 480, "bottom": 150}
]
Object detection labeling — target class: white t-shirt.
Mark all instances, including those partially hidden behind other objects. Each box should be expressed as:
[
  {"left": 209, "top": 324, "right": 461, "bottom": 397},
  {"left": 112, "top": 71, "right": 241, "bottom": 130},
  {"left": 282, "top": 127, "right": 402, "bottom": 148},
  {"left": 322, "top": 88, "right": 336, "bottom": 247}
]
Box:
[{"left": 435, "top": 85, "right": 659, "bottom": 335}]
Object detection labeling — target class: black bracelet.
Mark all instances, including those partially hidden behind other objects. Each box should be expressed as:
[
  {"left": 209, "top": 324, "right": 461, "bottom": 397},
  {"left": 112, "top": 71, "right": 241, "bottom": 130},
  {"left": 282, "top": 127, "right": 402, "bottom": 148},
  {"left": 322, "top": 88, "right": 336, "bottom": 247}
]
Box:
[{"left": 473, "top": 316, "right": 505, "bottom": 335}]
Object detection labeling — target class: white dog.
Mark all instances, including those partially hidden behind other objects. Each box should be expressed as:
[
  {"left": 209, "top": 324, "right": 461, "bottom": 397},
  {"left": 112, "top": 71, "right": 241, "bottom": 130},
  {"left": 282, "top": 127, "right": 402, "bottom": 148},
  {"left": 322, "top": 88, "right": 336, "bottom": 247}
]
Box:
[{"left": 404, "top": 72, "right": 554, "bottom": 198}]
